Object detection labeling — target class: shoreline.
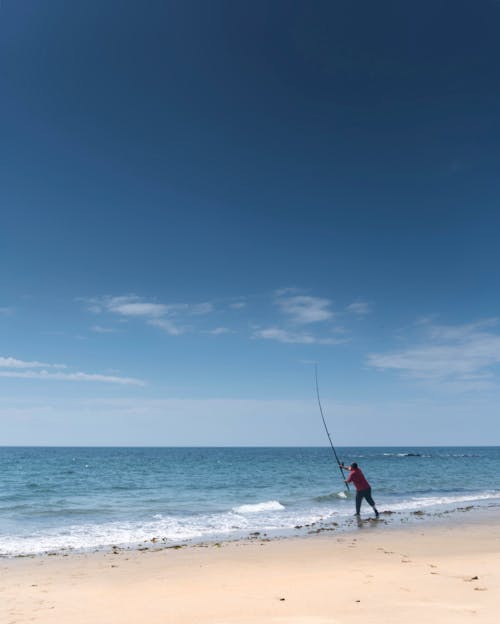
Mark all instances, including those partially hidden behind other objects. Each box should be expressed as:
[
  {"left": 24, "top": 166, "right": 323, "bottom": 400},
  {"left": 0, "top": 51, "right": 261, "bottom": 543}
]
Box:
[
  {"left": 3, "top": 501, "right": 499, "bottom": 560},
  {"left": 2, "top": 511, "right": 499, "bottom": 623}
]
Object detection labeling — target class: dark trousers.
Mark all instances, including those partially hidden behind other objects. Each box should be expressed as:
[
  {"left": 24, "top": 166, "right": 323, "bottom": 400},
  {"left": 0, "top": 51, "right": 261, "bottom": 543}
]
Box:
[{"left": 355, "top": 487, "right": 376, "bottom": 514}]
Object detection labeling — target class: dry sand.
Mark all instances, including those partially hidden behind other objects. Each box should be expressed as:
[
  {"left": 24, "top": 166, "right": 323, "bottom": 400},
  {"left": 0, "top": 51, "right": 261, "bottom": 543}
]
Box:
[{"left": 2, "top": 516, "right": 499, "bottom": 623}]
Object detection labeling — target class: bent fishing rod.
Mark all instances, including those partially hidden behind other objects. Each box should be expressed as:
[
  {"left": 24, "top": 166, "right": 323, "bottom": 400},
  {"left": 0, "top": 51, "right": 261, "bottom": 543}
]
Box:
[{"left": 314, "top": 364, "right": 349, "bottom": 491}]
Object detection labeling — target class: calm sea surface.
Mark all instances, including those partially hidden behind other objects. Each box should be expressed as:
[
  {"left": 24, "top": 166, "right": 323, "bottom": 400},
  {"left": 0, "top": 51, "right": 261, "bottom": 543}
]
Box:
[{"left": 0, "top": 446, "right": 499, "bottom": 556}]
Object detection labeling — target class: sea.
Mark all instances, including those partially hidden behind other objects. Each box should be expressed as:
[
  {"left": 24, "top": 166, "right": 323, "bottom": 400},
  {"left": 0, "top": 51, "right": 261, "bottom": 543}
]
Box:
[{"left": 0, "top": 446, "right": 499, "bottom": 557}]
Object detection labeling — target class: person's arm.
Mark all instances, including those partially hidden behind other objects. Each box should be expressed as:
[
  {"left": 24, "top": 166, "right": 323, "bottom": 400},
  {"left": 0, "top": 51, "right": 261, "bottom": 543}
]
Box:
[{"left": 340, "top": 464, "right": 353, "bottom": 484}]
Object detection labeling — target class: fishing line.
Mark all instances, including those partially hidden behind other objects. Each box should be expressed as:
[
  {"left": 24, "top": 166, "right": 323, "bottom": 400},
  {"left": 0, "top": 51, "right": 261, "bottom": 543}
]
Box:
[{"left": 314, "top": 364, "right": 349, "bottom": 492}]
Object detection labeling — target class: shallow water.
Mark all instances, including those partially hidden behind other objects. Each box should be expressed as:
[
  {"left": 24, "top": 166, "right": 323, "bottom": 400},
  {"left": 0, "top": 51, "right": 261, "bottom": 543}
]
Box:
[{"left": 0, "top": 446, "right": 498, "bottom": 555}]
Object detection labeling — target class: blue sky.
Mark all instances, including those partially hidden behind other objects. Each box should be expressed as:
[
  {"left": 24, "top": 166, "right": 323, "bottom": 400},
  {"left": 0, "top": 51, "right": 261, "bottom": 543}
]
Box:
[{"left": 2, "top": 1, "right": 500, "bottom": 445}]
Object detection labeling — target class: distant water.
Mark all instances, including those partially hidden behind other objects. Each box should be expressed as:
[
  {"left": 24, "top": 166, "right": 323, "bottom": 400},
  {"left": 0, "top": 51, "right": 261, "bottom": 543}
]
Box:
[{"left": 0, "top": 446, "right": 499, "bottom": 556}]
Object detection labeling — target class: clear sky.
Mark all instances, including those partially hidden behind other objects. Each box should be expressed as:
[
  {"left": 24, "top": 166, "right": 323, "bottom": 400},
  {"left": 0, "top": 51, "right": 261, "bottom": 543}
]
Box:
[{"left": 2, "top": 1, "right": 500, "bottom": 445}]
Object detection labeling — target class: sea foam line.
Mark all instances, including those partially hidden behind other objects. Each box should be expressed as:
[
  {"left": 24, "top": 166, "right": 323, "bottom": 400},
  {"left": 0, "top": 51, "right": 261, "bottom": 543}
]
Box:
[{"left": 232, "top": 500, "right": 285, "bottom": 514}]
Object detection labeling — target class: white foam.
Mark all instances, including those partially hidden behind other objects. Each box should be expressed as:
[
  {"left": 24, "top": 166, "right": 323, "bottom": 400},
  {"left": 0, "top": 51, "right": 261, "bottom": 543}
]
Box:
[
  {"left": 387, "top": 491, "right": 500, "bottom": 512},
  {"left": 0, "top": 508, "right": 312, "bottom": 557},
  {"left": 2, "top": 491, "right": 498, "bottom": 557},
  {"left": 232, "top": 500, "right": 285, "bottom": 514}
]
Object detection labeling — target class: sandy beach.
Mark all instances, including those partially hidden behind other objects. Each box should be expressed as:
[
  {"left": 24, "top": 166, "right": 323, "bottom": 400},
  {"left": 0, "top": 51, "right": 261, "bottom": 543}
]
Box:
[{"left": 2, "top": 514, "right": 499, "bottom": 624}]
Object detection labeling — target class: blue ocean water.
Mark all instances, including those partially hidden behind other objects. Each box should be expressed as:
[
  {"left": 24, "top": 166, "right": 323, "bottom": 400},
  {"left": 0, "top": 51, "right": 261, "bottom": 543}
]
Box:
[{"left": 0, "top": 446, "right": 499, "bottom": 556}]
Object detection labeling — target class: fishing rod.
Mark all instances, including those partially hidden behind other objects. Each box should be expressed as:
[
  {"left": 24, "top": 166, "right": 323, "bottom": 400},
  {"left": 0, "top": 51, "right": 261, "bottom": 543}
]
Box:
[{"left": 314, "top": 364, "right": 349, "bottom": 491}]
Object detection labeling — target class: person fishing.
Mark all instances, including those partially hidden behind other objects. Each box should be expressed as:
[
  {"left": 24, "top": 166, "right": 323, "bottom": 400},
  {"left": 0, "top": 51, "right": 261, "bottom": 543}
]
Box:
[{"left": 340, "top": 462, "right": 379, "bottom": 518}]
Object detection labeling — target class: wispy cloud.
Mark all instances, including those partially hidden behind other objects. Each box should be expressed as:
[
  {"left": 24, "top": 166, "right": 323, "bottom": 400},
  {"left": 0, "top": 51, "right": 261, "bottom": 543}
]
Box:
[
  {"left": 275, "top": 292, "right": 334, "bottom": 324},
  {"left": 90, "top": 325, "right": 119, "bottom": 334},
  {"left": 0, "top": 307, "right": 14, "bottom": 316},
  {"left": 207, "top": 327, "right": 234, "bottom": 335},
  {"left": 83, "top": 295, "right": 215, "bottom": 335},
  {"left": 367, "top": 318, "right": 500, "bottom": 390},
  {"left": 249, "top": 290, "right": 350, "bottom": 345},
  {"left": 346, "top": 301, "right": 371, "bottom": 316},
  {"left": 0, "top": 355, "right": 144, "bottom": 386},
  {"left": 253, "top": 327, "right": 345, "bottom": 345},
  {"left": 190, "top": 302, "right": 214, "bottom": 315},
  {"left": 87, "top": 296, "right": 167, "bottom": 318},
  {"left": 0, "top": 370, "right": 144, "bottom": 386},
  {"left": 83, "top": 290, "right": 362, "bottom": 345},
  {"left": 148, "top": 318, "right": 186, "bottom": 336},
  {"left": 0, "top": 356, "right": 66, "bottom": 369}
]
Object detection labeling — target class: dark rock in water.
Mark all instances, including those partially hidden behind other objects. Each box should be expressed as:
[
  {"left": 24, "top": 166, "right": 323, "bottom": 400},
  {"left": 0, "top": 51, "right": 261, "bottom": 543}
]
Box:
[
  {"left": 279, "top": 598, "right": 285, "bottom": 601},
  {"left": 412, "top": 510, "right": 425, "bottom": 516},
  {"left": 405, "top": 453, "right": 421, "bottom": 457},
  {"left": 294, "top": 525, "right": 303, "bottom": 529}
]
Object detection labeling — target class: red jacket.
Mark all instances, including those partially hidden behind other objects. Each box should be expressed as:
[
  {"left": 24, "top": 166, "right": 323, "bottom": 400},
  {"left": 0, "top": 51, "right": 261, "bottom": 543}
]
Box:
[{"left": 347, "top": 467, "right": 370, "bottom": 491}]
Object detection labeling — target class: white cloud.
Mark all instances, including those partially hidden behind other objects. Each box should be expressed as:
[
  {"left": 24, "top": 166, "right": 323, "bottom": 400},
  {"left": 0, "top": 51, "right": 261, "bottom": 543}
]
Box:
[
  {"left": 0, "top": 355, "right": 143, "bottom": 386},
  {"left": 253, "top": 327, "right": 345, "bottom": 345},
  {"left": 207, "top": 327, "right": 234, "bottom": 335},
  {"left": 0, "top": 307, "right": 13, "bottom": 315},
  {"left": 90, "top": 325, "right": 119, "bottom": 333},
  {"left": 346, "top": 301, "right": 371, "bottom": 316},
  {"left": 105, "top": 296, "right": 168, "bottom": 318},
  {"left": 229, "top": 301, "right": 246, "bottom": 310},
  {"left": 0, "top": 370, "right": 144, "bottom": 386},
  {"left": 113, "top": 302, "right": 167, "bottom": 317},
  {"left": 428, "top": 318, "right": 498, "bottom": 341},
  {"left": 276, "top": 293, "right": 333, "bottom": 324},
  {"left": 275, "top": 287, "right": 301, "bottom": 296},
  {"left": 189, "top": 302, "right": 214, "bottom": 316},
  {"left": 148, "top": 318, "right": 186, "bottom": 336},
  {"left": 87, "top": 295, "right": 214, "bottom": 319},
  {"left": 414, "top": 314, "right": 439, "bottom": 326},
  {"left": 254, "top": 328, "right": 316, "bottom": 344},
  {"left": 367, "top": 319, "right": 500, "bottom": 390},
  {"left": 84, "top": 295, "right": 215, "bottom": 335},
  {"left": 0, "top": 357, "right": 66, "bottom": 369}
]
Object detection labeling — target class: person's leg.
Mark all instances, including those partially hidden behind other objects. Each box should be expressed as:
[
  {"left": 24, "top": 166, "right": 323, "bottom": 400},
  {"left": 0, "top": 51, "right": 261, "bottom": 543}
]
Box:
[
  {"left": 364, "top": 488, "right": 379, "bottom": 517},
  {"left": 355, "top": 490, "right": 362, "bottom": 515}
]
